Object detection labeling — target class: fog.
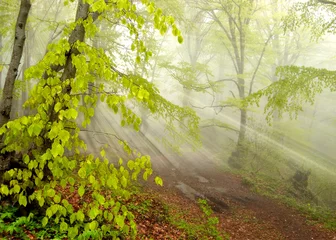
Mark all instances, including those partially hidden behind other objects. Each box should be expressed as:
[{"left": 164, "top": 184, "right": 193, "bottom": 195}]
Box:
[{"left": 1, "top": 0, "right": 336, "bottom": 212}]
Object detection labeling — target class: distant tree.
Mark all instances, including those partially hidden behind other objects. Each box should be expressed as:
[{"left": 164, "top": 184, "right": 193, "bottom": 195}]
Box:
[{"left": 247, "top": 0, "right": 336, "bottom": 122}]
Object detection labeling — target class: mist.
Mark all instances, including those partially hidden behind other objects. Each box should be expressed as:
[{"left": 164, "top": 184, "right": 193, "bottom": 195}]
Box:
[{"left": 1, "top": 0, "right": 336, "bottom": 238}]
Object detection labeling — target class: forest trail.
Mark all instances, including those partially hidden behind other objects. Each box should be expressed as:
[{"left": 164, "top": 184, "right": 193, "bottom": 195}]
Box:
[
  {"left": 144, "top": 155, "right": 336, "bottom": 240},
  {"left": 79, "top": 105, "right": 336, "bottom": 239}
]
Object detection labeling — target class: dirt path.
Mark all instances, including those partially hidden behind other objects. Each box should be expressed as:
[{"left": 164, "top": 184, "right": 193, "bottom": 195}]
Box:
[
  {"left": 144, "top": 159, "right": 336, "bottom": 240},
  {"left": 82, "top": 108, "right": 336, "bottom": 239}
]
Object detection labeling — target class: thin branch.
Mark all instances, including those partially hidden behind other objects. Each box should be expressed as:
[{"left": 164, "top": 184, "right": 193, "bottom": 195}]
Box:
[
  {"left": 248, "top": 30, "right": 274, "bottom": 96},
  {"left": 215, "top": 78, "right": 240, "bottom": 90},
  {"left": 190, "top": 103, "right": 235, "bottom": 110},
  {"left": 220, "top": 39, "right": 239, "bottom": 72},
  {"left": 200, "top": 124, "right": 239, "bottom": 133},
  {"left": 79, "top": 129, "right": 124, "bottom": 142},
  {"left": 70, "top": 90, "right": 119, "bottom": 96},
  {"left": 229, "top": 90, "right": 236, "bottom": 99}
]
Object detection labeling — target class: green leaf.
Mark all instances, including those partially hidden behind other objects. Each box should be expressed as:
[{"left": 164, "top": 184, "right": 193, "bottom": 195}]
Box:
[
  {"left": 88, "top": 108, "right": 94, "bottom": 117},
  {"left": 70, "top": 213, "right": 76, "bottom": 224},
  {"left": 42, "top": 217, "right": 48, "bottom": 227},
  {"left": 54, "top": 102, "right": 62, "bottom": 113},
  {"left": 13, "top": 185, "right": 20, "bottom": 193},
  {"left": 89, "top": 175, "right": 95, "bottom": 184},
  {"left": 67, "top": 108, "right": 78, "bottom": 119},
  {"left": 127, "top": 160, "right": 134, "bottom": 170},
  {"left": 178, "top": 35, "right": 184, "bottom": 44},
  {"left": 107, "top": 175, "right": 118, "bottom": 189},
  {"left": 68, "top": 226, "right": 78, "bottom": 239},
  {"left": 60, "top": 221, "right": 68, "bottom": 232},
  {"left": 59, "top": 130, "right": 70, "bottom": 143},
  {"left": 89, "top": 207, "right": 100, "bottom": 220},
  {"left": 68, "top": 177, "right": 75, "bottom": 186},
  {"left": 155, "top": 176, "right": 163, "bottom": 186},
  {"left": 1, "top": 185, "right": 9, "bottom": 195},
  {"left": 51, "top": 142, "right": 64, "bottom": 158},
  {"left": 78, "top": 186, "right": 85, "bottom": 197},
  {"left": 46, "top": 208, "right": 53, "bottom": 218},
  {"left": 115, "top": 215, "right": 125, "bottom": 229},
  {"left": 121, "top": 176, "right": 127, "bottom": 188},
  {"left": 137, "top": 89, "right": 144, "bottom": 100},
  {"left": 89, "top": 220, "right": 98, "bottom": 230},
  {"left": 77, "top": 210, "right": 85, "bottom": 222},
  {"left": 96, "top": 194, "right": 105, "bottom": 205},
  {"left": 19, "top": 194, "right": 27, "bottom": 207},
  {"left": 78, "top": 167, "right": 87, "bottom": 178},
  {"left": 143, "top": 171, "right": 148, "bottom": 181},
  {"left": 108, "top": 212, "right": 113, "bottom": 221},
  {"left": 100, "top": 149, "right": 106, "bottom": 157},
  {"left": 28, "top": 123, "right": 42, "bottom": 137},
  {"left": 54, "top": 194, "right": 61, "bottom": 204},
  {"left": 21, "top": 116, "right": 29, "bottom": 125},
  {"left": 47, "top": 188, "right": 56, "bottom": 197}
]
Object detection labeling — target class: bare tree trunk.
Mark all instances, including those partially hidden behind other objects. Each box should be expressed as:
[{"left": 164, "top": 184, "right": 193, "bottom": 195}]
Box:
[
  {"left": 0, "top": 0, "right": 31, "bottom": 127},
  {"left": 228, "top": 75, "right": 247, "bottom": 168}
]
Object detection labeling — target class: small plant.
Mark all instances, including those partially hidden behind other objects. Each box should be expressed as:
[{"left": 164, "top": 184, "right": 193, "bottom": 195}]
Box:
[
  {"left": 168, "top": 198, "right": 229, "bottom": 239},
  {"left": 0, "top": 203, "right": 73, "bottom": 239},
  {"left": 197, "top": 199, "right": 227, "bottom": 240}
]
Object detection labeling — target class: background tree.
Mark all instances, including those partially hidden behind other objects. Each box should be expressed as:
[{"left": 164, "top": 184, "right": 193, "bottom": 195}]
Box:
[{"left": 246, "top": 0, "right": 336, "bottom": 208}]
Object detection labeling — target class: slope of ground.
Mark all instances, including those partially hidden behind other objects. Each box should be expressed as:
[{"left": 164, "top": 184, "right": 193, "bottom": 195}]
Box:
[{"left": 142, "top": 167, "right": 336, "bottom": 240}]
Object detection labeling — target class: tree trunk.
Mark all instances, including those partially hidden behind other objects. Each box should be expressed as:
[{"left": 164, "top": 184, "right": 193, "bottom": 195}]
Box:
[
  {"left": 228, "top": 76, "right": 247, "bottom": 168},
  {"left": 0, "top": 0, "right": 31, "bottom": 128},
  {"left": 0, "top": 34, "right": 2, "bottom": 87}
]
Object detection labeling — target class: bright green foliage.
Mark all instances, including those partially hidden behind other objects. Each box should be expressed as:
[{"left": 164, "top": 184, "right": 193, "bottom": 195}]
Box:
[
  {"left": 0, "top": 0, "right": 199, "bottom": 238},
  {"left": 162, "top": 61, "right": 222, "bottom": 93},
  {"left": 197, "top": 199, "right": 222, "bottom": 238},
  {"left": 0, "top": 204, "right": 68, "bottom": 239},
  {"left": 284, "top": 1, "right": 336, "bottom": 41},
  {"left": 247, "top": 66, "right": 336, "bottom": 123}
]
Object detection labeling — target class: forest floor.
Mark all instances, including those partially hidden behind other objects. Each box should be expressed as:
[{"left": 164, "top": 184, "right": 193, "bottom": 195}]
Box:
[
  {"left": 1, "top": 166, "right": 336, "bottom": 239},
  {"left": 139, "top": 165, "right": 336, "bottom": 240}
]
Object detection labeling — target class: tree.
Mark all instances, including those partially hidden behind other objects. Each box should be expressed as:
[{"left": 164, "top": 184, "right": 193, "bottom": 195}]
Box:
[
  {"left": 0, "top": 0, "right": 199, "bottom": 238},
  {"left": 0, "top": 0, "right": 31, "bottom": 127},
  {"left": 247, "top": 0, "right": 336, "bottom": 122},
  {"left": 164, "top": 0, "right": 276, "bottom": 168}
]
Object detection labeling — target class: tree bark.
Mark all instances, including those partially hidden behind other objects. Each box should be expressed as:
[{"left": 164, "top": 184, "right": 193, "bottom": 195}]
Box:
[
  {"left": 0, "top": 0, "right": 31, "bottom": 128},
  {"left": 0, "top": 34, "right": 3, "bottom": 86}
]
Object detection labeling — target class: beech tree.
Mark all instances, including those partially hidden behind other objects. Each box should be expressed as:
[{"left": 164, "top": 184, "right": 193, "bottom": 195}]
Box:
[
  {"left": 248, "top": 0, "right": 336, "bottom": 121},
  {"left": 0, "top": 0, "right": 199, "bottom": 238}
]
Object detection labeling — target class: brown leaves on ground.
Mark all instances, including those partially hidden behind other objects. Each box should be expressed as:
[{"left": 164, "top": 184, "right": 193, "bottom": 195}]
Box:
[{"left": 3, "top": 171, "right": 336, "bottom": 239}]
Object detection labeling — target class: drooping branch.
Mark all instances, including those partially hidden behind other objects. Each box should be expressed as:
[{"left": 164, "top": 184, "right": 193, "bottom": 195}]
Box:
[
  {"left": 318, "top": 0, "right": 336, "bottom": 6},
  {"left": 200, "top": 119, "right": 239, "bottom": 133},
  {"left": 215, "top": 78, "right": 240, "bottom": 91},
  {"left": 0, "top": 0, "right": 31, "bottom": 127}
]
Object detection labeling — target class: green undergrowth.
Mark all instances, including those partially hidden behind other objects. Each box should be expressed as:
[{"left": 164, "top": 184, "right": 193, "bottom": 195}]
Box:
[
  {"left": 0, "top": 189, "right": 228, "bottom": 239},
  {"left": 165, "top": 198, "right": 229, "bottom": 239},
  {"left": 241, "top": 173, "right": 336, "bottom": 230},
  {"left": 0, "top": 203, "right": 66, "bottom": 239}
]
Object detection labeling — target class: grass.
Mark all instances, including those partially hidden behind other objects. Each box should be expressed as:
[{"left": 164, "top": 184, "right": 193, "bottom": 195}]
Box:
[
  {"left": 166, "top": 198, "right": 229, "bottom": 240},
  {"left": 240, "top": 172, "right": 336, "bottom": 230}
]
